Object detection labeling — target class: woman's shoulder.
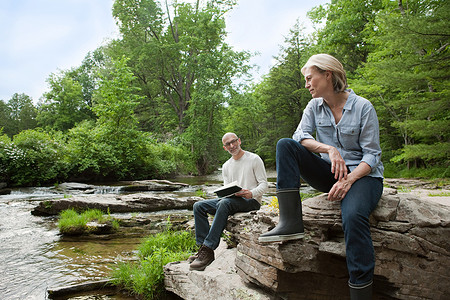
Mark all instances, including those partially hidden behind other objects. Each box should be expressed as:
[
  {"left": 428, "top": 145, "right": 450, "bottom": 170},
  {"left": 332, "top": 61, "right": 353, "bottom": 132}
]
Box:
[{"left": 348, "top": 91, "right": 375, "bottom": 110}]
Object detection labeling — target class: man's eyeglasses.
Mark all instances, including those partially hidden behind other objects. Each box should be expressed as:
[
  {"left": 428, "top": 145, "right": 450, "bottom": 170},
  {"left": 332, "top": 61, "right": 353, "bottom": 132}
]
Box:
[{"left": 223, "top": 138, "right": 239, "bottom": 148}]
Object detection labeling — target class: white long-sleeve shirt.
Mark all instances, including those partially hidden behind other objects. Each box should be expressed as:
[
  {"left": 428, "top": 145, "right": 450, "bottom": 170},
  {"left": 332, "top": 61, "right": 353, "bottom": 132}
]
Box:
[{"left": 222, "top": 151, "right": 268, "bottom": 203}]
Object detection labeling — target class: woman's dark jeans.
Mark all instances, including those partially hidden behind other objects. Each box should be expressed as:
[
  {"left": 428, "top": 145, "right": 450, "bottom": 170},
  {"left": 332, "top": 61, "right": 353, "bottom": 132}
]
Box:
[{"left": 276, "top": 138, "right": 383, "bottom": 285}]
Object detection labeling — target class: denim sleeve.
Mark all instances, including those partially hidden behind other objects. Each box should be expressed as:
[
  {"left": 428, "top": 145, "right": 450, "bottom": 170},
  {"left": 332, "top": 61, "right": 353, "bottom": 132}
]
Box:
[
  {"left": 293, "top": 102, "right": 316, "bottom": 142},
  {"left": 359, "top": 106, "right": 382, "bottom": 169}
]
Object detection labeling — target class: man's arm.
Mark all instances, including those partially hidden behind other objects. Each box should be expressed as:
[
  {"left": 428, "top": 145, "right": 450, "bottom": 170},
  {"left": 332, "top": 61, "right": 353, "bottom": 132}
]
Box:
[{"left": 236, "top": 155, "right": 268, "bottom": 199}]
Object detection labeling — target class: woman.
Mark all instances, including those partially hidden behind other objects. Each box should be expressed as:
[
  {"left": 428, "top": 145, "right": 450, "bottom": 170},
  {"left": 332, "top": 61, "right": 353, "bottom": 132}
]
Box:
[{"left": 259, "top": 54, "right": 384, "bottom": 300}]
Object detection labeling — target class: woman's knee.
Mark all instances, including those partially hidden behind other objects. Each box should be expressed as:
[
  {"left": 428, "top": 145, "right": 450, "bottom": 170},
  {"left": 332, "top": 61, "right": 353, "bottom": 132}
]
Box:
[{"left": 277, "top": 138, "right": 296, "bottom": 151}]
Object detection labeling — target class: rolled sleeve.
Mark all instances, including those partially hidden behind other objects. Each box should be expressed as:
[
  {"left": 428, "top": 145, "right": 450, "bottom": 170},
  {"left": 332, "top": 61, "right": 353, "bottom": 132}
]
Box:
[
  {"left": 359, "top": 106, "right": 382, "bottom": 170},
  {"left": 293, "top": 102, "right": 316, "bottom": 142}
]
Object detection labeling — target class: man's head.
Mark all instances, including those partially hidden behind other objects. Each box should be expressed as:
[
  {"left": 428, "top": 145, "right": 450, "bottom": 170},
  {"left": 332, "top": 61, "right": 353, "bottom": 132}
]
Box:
[{"left": 222, "top": 132, "right": 242, "bottom": 157}]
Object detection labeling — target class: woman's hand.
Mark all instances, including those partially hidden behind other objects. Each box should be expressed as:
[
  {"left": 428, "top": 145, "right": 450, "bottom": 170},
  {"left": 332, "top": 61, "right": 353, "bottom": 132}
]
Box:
[
  {"left": 328, "top": 179, "right": 351, "bottom": 201},
  {"left": 328, "top": 147, "right": 348, "bottom": 181}
]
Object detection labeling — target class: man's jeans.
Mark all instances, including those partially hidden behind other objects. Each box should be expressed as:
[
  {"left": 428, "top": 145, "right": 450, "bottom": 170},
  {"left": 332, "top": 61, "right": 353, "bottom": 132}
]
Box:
[
  {"left": 276, "top": 138, "right": 383, "bottom": 285},
  {"left": 193, "top": 196, "right": 260, "bottom": 250}
]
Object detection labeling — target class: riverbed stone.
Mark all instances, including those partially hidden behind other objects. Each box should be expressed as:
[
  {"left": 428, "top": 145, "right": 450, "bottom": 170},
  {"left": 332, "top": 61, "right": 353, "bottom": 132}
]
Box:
[
  {"left": 164, "top": 187, "right": 450, "bottom": 300},
  {"left": 31, "top": 193, "right": 201, "bottom": 216},
  {"left": 164, "top": 241, "right": 272, "bottom": 300}
]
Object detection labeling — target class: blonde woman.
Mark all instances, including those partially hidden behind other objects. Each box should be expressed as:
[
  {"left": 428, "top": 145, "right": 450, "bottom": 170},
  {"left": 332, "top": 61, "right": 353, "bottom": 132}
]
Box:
[{"left": 259, "top": 54, "right": 384, "bottom": 300}]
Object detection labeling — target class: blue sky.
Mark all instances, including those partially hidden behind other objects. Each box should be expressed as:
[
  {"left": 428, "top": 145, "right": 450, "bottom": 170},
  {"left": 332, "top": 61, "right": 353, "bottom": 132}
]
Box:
[{"left": 0, "top": 0, "right": 327, "bottom": 102}]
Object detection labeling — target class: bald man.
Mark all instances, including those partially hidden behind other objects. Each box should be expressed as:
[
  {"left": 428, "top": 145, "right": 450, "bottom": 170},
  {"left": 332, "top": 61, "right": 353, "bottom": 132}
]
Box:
[{"left": 189, "top": 133, "right": 268, "bottom": 271}]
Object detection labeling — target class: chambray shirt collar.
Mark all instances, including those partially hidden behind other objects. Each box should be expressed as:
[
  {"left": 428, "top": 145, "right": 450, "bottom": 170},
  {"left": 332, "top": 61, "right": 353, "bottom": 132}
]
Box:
[{"left": 317, "top": 89, "right": 356, "bottom": 111}]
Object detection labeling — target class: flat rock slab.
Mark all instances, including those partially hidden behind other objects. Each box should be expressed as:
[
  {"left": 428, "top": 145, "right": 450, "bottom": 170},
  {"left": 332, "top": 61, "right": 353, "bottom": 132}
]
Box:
[
  {"left": 56, "top": 180, "right": 188, "bottom": 194},
  {"left": 32, "top": 193, "right": 201, "bottom": 216},
  {"left": 164, "top": 241, "right": 272, "bottom": 300}
]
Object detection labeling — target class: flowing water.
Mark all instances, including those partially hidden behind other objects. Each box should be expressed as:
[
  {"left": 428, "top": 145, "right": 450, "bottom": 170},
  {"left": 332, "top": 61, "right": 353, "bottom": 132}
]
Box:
[
  {"left": 0, "top": 183, "right": 203, "bottom": 300},
  {"left": 0, "top": 171, "right": 284, "bottom": 299}
]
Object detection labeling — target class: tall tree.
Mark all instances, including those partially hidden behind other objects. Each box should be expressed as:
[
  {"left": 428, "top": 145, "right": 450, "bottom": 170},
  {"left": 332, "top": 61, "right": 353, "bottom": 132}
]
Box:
[
  {"left": 308, "top": 0, "right": 383, "bottom": 73},
  {"left": 243, "top": 22, "right": 312, "bottom": 166},
  {"left": 37, "top": 71, "right": 93, "bottom": 131},
  {"left": 355, "top": 0, "right": 450, "bottom": 171},
  {"left": 111, "top": 0, "right": 250, "bottom": 174},
  {"left": 5, "top": 93, "right": 37, "bottom": 136}
]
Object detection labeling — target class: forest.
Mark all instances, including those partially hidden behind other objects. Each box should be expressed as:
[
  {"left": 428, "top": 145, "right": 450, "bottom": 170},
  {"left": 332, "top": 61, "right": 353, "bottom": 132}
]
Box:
[{"left": 0, "top": 0, "right": 449, "bottom": 186}]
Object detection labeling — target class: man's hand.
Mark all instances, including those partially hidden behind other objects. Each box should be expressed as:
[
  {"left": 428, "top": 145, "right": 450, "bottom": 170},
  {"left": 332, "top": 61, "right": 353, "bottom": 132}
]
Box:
[{"left": 235, "top": 189, "right": 252, "bottom": 199}]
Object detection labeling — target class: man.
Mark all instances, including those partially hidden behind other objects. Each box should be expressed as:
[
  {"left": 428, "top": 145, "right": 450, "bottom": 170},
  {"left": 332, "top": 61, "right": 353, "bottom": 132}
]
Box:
[{"left": 189, "top": 132, "right": 268, "bottom": 271}]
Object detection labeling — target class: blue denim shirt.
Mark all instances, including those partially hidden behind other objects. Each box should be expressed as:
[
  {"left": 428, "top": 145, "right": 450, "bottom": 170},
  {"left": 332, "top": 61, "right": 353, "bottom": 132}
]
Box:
[{"left": 293, "top": 89, "right": 384, "bottom": 178}]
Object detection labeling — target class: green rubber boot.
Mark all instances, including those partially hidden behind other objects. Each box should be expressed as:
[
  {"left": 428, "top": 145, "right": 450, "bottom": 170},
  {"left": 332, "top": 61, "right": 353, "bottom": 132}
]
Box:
[
  {"left": 258, "top": 189, "right": 304, "bottom": 243},
  {"left": 349, "top": 281, "right": 373, "bottom": 300}
]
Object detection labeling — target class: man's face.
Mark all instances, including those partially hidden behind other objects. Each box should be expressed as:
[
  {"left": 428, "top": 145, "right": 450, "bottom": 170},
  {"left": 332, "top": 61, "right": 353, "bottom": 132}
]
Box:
[{"left": 223, "top": 136, "right": 241, "bottom": 156}]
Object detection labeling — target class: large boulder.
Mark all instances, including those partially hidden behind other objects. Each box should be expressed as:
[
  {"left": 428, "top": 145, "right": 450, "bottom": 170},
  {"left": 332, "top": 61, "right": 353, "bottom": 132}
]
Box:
[
  {"left": 164, "top": 188, "right": 450, "bottom": 300},
  {"left": 227, "top": 188, "right": 450, "bottom": 299}
]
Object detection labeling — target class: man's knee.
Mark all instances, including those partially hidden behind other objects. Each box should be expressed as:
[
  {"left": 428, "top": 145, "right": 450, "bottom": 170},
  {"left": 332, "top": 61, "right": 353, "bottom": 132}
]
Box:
[{"left": 193, "top": 201, "right": 205, "bottom": 214}]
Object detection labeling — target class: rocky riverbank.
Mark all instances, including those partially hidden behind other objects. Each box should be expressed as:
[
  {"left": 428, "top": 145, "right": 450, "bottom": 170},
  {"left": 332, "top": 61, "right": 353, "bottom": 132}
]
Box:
[{"left": 164, "top": 180, "right": 450, "bottom": 300}]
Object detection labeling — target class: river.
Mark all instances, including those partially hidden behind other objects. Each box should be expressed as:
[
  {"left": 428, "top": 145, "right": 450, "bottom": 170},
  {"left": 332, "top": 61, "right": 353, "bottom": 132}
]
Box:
[
  {"left": 0, "top": 171, "right": 281, "bottom": 299},
  {"left": 0, "top": 181, "right": 206, "bottom": 299}
]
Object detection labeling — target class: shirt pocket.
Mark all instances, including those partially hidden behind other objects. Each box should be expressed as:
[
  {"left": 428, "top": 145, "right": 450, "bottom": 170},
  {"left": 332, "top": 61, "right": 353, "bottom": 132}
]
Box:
[
  {"left": 338, "top": 126, "right": 361, "bottom": 150},
  {"left": 315, "top": 118, "right": 334, "bottom": 140}
]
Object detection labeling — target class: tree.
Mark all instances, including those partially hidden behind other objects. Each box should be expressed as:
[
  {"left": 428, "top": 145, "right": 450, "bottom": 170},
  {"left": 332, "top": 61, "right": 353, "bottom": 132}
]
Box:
[
  {"left": 308, "top": 0, "right": 384, "bottom": 73},
  {"left": 0, "top": 100, "right": 13, "bottom": 136},
  {"left": 242, "top": 22, "right": 312, "bottom": 166},
  {"left": 3, "top": 93, "right": 37, "bottom": 136},
  {"left": 111, "top": 0, "right": 250, "bottom": 174},
  {"left": 37, "top": 70, "right": 93, "bottom": 131},
  {"left": 354, "top": 0, "right": 450, "bottom": 174}
]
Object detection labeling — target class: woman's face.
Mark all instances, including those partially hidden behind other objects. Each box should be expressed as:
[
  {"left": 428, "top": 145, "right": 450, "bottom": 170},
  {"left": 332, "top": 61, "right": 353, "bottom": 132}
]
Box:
[{"left": 303, "top": 66, "right": 331, "bottom": 98}]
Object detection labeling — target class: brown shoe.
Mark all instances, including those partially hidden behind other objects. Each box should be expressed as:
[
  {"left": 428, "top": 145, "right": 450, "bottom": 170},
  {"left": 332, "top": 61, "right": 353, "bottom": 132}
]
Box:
[
  {"left": 189, "top": 245, "right": 214, "bottom": 271},
  {"left": 186, "top": 253, "right": 198, "bottom": 263}
]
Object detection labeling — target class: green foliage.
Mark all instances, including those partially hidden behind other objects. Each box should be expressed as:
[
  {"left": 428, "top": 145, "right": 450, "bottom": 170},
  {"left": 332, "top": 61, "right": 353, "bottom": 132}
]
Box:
[
  {"left": 111, "top": 0, "right": 249, "bottom": 175},
  {"left": 355, "top": 0, "right": 450, "bottom": 172},
  {"left": 2, "top": 129, "right": 68, "bottom": 186},
  {"left": 65, "top": 121, "right": 192, "bottom": 181},
  {"left": 111, "top": 228, "right": 197, "bottom": 299},
  {"left": 58, "top": 208, "right": 119, "bottom": 235},
  {"left": 0, "top": 134, "right": 12, "bottom": 181},
  {"left": 38, "top": 70, "right": 94, "bottom": 131},
  {"left": 308, "top": 0, "right": 384, "bottom": 72},
  {"left": 137, "top": 229, "right": 197, "bottom": 260},
  {"left": 0, "top": 94, "right": 37, "bottom": 137}
]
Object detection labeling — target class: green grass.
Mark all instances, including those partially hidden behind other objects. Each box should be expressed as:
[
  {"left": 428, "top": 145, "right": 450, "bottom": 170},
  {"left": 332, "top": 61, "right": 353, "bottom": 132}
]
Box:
[
  {"left": 428, "top": 191, "right": 450, "bottom": 197},
  {"left": 383, "top": 163, "right": 450, "bottom": 179},
  {"left": 111, "top": 227, "right": 197, "bottom": 299},
  {"left": 58, "top": 208, "right": 119, "bottom": 235}
]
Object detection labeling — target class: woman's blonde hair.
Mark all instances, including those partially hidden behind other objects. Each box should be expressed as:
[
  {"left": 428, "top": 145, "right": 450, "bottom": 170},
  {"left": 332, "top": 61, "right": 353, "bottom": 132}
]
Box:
[{"left": 301, "top": 54, "right": 348, "bottom": 93}]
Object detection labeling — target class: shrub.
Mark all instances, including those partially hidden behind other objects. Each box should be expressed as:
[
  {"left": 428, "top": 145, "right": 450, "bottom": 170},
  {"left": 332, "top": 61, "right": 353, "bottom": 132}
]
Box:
[
  {"left": 5, "top": 129, "right": 67, "bottom": 186},
  {"left": 0, "top": 134, "right": 12, "bottom": 181},
  {"left": 111, "top": 228, "right": 197, "bottom": 299}
]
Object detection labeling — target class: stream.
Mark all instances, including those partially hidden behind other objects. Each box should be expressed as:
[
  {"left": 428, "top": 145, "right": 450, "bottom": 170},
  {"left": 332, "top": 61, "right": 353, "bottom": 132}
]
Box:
[
  {"left": 0, "top": 175, "right": 216, "bottom": 300},
  {"left": 0, "top": 171, "right": 283, "bottom": 299}
]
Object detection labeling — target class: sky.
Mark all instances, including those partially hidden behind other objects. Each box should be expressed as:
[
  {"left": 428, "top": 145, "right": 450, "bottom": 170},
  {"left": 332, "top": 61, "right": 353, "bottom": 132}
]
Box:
[{"left": 0, "top": 0, "right": 328, "bottom": 103}]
